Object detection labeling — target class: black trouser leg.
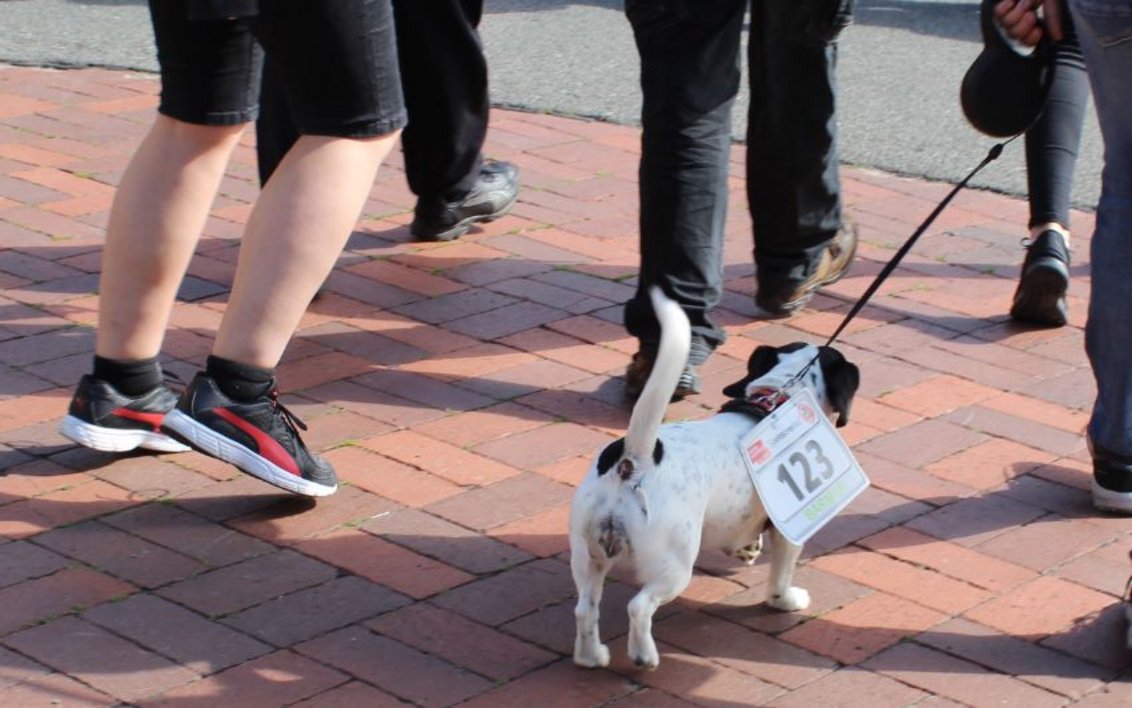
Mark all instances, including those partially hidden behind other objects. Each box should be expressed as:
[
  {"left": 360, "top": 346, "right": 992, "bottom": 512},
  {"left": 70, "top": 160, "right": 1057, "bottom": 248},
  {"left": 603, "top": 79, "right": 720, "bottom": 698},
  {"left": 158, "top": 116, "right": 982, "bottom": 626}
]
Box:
[
  {"left": 255, "top": 0, "right": 489, "bottom": 201},
  {"left": 1024, "top": 12, "right": 1087, "bottom": 230},
  {"left": 255, "top": 59, "right": 296, "bottom": 186},
  {"left": 622, "top": 0, "right": 745, "bottom": 358},
  {"left": 748, "top": 0, "right": 849, "bottom": 284},
  {"left": 394, "top": 0, "right": 488, "bottom": 203}
]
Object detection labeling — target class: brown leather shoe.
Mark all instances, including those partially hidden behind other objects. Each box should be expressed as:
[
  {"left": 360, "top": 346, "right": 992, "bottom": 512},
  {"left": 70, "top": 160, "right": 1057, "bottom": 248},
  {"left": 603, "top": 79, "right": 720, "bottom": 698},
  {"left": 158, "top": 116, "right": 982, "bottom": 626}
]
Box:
[
  {"left": 624, "top": 352, "right": 700, "bottom": 401},
  {"left": 755, "top": 223, "right": 858, "bottom": 317}
]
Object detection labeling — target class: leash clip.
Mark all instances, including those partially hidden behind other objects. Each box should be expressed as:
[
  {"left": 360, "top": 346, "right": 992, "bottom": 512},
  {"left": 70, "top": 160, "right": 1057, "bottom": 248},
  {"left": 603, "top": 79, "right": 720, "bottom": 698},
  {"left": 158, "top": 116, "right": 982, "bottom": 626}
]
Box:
[{"left": 747, "top": 386, "right": 790, "bottom": 414}]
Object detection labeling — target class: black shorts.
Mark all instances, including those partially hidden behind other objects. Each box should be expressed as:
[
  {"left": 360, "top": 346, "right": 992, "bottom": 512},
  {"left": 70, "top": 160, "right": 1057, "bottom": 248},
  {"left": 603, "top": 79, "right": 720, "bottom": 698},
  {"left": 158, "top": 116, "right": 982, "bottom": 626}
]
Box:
[{"left": 149, "top": 0, "right": 406, "bottom": 138}]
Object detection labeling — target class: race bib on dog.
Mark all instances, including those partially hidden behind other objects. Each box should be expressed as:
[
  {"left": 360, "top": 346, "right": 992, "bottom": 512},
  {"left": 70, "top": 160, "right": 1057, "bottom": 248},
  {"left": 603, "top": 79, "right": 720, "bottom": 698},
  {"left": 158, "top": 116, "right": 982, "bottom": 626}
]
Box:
[{"left": 739, "top": 388, "right": 869, "bottom": 546}]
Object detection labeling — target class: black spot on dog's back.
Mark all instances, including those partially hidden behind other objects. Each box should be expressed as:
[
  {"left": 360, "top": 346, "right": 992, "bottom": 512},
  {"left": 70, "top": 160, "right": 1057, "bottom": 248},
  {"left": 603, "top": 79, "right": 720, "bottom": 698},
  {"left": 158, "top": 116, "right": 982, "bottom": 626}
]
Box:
[{"left": 598, "top": 439, "right": 625, "bottom": 476}]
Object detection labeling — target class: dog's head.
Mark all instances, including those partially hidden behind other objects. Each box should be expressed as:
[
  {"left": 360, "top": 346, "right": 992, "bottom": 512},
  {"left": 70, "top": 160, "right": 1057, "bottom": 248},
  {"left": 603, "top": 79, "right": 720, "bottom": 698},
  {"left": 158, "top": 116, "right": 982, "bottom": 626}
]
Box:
[{"left": 722, "top": 343, "right": 860, "bottom": 427}]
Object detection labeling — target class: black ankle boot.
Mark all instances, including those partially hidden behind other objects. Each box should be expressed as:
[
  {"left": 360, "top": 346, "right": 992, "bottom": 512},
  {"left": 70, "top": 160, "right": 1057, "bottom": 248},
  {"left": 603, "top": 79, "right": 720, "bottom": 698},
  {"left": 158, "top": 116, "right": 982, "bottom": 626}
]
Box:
[{"left": 1010, "top": 229, "right": 1070, "bottom": 327}]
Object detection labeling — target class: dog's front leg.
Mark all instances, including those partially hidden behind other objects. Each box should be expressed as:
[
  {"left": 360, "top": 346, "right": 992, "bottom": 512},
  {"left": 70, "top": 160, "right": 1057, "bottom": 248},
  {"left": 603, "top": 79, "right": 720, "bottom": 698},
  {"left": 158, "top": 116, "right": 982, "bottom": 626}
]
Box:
[
  {"left": 571, "top": 543, "right": 612, "bottom": 668},
  {"left": 765, "top": 526, "right": 810, "bottom": 612}
]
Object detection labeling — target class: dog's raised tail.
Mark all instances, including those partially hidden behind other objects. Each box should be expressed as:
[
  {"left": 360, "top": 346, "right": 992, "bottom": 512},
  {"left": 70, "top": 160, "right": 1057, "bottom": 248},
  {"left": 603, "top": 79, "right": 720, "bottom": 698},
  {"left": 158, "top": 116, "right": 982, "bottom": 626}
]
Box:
[{"left": 623, "top": 287, "right": 690, "bottom": 467}]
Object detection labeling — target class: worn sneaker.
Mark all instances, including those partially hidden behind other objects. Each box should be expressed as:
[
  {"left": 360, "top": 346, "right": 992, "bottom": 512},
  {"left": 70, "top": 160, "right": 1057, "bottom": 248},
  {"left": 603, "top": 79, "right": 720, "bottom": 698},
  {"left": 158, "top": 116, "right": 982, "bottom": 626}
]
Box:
[
  {"left": 60, "top": 375, "right": 190, "bottom": 453},
  {"left": 410, "top": 161, "right": 519, "bottom": 241},
  {"left": 1090, "top": 438, "right": 1132, "bottom": 515},
  {"left": 756, "top": 223, "right": 858, "bottom": 317},
  {"left": 624, "top": 352, "right": 700, "bottom": 401},
  {"left": 161, "top": 373, "right": 337, "bottom": 497},
  {"left": 1010, "top": 229, "right": 1070, "bottom": 327}
]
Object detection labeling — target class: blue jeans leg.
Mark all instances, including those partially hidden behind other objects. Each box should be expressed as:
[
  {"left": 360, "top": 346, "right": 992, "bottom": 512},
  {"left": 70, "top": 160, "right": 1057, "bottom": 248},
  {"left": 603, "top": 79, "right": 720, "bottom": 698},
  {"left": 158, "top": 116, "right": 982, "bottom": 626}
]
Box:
[{"left": 1070, "top": 0, "right": 1132, "bottom": 459}]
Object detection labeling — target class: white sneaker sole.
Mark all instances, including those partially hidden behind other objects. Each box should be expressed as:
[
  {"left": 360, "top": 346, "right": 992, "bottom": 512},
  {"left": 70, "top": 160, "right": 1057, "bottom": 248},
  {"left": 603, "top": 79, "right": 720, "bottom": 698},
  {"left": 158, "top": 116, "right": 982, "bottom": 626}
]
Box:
[
  {"left": 60, "top": 415, "right": 190, "bottom": 453},
  {"left": 1092, "top": 479, "right": 1132, "bottom": 515},
  {"left": 163, "top": 409, "right": 337, "bottom": 497}
]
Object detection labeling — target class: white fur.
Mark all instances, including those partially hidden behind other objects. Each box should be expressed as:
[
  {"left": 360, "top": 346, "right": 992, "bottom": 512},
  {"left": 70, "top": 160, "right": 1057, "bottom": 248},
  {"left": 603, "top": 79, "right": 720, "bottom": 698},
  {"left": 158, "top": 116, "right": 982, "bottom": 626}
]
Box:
[{"left": 569, "top": 288, "right": 841, "bottom": 670}]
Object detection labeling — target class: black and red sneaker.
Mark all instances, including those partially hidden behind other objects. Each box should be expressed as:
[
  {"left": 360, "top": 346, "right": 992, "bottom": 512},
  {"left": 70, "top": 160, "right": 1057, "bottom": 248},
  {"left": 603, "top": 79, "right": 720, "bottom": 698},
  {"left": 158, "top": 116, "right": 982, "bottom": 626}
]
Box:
[
  {"left": 60, "top": 375, "right": 191, "bottom": 453},
  {"left": 161, "top": 373, "right": 337, "bottom": 497}
]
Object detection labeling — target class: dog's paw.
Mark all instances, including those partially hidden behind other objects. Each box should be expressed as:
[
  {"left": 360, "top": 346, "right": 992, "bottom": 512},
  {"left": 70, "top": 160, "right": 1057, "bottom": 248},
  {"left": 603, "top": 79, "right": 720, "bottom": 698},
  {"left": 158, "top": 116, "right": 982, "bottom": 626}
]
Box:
[
  {"left": 573, "top": 643, "right": 611, "bottom": 669},
  {"left": 767, "top": 586, "right": 810, "bottom": 612},
  {"left": 628, "top": 635, "right": 660, "bottom": 671},
  {"left": 631, "top": 651, "right": 659, "bottom": 671},
  {"left": 735, "top": 543, "right": 762, "bottom": 566}
]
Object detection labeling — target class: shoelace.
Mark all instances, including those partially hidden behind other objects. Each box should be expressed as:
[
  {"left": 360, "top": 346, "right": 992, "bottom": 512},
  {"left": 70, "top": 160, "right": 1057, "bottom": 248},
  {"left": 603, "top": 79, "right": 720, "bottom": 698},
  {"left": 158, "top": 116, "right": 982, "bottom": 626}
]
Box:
[{"left": 268, "top": 388, "right": 310, "bottom": 441}]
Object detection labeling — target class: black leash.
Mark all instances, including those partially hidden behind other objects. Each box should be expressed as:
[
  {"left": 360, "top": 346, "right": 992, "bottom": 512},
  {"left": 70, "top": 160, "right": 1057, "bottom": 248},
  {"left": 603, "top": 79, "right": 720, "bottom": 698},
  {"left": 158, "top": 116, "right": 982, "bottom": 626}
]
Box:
[
  {"left": 782, "top": 136, "right": 1017, "bottom": 391},
  {"left": 824, "top": 136, "right": 1016, "bottom": 347}
]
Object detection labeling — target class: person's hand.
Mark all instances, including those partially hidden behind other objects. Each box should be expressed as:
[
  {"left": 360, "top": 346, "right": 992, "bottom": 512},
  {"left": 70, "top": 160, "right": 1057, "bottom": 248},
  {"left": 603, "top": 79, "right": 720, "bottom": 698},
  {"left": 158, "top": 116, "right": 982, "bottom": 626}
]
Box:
[{"left": 993, "top": 0, "right": 1064, "bottom": 46}]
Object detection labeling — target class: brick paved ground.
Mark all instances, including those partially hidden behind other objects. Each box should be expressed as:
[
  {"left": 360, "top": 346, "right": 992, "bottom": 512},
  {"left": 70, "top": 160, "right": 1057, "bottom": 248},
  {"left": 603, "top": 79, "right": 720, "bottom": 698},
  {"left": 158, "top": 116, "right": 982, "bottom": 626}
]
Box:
[{"left": 0, "top": 64, "right": 1128, "bottom": 706}]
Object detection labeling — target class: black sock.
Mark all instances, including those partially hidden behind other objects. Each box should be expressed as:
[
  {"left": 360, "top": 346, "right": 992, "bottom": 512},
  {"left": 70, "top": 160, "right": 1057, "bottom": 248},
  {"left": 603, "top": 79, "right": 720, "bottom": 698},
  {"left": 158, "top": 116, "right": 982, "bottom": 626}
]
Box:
[
  {"left": 206, "top": 355, "right": 274, "bottom": 402},
  {"left": 92, "top": 355, "right": 162, "bottom": 397}
]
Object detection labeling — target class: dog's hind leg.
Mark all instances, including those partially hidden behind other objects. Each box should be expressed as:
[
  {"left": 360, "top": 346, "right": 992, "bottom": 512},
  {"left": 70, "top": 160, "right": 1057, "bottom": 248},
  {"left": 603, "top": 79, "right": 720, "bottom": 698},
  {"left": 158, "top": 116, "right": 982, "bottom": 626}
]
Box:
[
  {"left": 627, "top": 552, "right": 694, "bottom": 670},
  {"left": 571, "top": 543, "right": 613, "bottom": 668},
  {"left": 734, "top": 533, "right": 763, "bottom": 565},
  {"left": 765, "top": 526, "right": 810, "bottom": 612}
]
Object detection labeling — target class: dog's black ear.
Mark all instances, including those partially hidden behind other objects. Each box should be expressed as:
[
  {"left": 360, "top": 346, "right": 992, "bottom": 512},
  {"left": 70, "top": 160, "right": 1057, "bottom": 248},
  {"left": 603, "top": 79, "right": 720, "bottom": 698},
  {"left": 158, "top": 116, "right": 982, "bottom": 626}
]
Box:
[
  {"left": 819, "top": 347, "right": 860, "bottom": 427},
  {"left": 722, "top": 346, "right": 780, "bottom": 398},
  {"left": 747, "top": 345, "right": 783, "bottom": 378},
  {"left": 721, "top": 377, "right": 748, "bottom": 398}
]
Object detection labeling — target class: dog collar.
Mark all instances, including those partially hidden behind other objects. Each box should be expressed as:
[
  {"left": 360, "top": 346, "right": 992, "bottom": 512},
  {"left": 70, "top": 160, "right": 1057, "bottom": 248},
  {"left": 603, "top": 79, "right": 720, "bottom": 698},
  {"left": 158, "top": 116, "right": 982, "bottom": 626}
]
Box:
[{"left": 719, "top": 386, "right": 791, "bottom": 420}]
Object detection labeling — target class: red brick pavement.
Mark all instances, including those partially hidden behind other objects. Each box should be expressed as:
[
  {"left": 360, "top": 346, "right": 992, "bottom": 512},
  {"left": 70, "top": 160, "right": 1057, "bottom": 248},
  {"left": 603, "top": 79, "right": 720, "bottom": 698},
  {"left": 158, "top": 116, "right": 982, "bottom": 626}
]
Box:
[{"left": 0, "top": 64, "right": 1128, "bottom": 706}]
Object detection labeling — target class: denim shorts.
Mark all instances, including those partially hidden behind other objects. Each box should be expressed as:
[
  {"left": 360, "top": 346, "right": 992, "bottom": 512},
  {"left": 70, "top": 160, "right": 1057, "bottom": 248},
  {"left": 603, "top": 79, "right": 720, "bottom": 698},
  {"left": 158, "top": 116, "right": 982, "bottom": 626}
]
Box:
[{"left": 148, "top": 0, "right": 406, "bottom": 138}]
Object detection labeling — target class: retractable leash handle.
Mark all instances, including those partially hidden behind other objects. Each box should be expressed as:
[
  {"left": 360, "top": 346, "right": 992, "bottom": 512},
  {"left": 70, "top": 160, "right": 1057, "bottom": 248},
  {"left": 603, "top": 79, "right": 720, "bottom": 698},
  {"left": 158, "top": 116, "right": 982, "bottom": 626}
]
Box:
[{"left": 961, "top": 0, "right": 1056, "bottom": 138}]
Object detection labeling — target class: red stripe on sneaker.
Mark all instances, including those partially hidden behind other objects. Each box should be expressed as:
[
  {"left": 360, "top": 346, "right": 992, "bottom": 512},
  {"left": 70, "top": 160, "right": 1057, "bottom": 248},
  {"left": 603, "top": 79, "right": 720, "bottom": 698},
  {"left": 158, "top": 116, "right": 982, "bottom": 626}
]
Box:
[
  {"left": 213, "top": 407, "right": 301, "bottom": 477},
  {"left": 113, "top": 408, "right": 165, "bottom": 432}
]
